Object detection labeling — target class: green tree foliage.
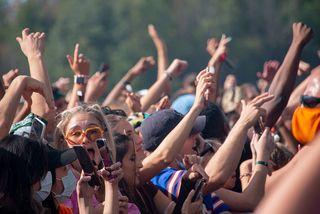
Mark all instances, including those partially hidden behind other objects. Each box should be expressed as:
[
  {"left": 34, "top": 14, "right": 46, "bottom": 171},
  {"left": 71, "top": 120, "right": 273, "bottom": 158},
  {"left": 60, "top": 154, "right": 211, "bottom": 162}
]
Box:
[{"left": 0, "top": 0, "right": 319, "bottom": 94}]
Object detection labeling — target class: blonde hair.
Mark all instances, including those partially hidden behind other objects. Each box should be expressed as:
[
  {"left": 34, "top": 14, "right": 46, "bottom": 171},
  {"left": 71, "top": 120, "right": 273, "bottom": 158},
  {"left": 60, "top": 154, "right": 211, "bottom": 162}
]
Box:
[{"left": 54, "top": 104, "right": 115, "bottom": 161}]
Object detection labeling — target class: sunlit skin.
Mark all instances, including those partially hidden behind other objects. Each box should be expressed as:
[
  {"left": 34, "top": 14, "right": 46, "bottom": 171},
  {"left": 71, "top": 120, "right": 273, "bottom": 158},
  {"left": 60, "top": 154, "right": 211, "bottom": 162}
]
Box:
[
  {"left": 51, "top": 166, "right": 69, "bottom": 208},
  {"left": 114, "top": 120, "right": 146, "bottom": 161},
  {"left": 65, "top": 112, "right": 103, "bottom": 172},
  {"left": 196, "top": 136, "right": 237, "bottom": 189},
  {"left": 121, "top": 142, "right": 143, "bottom": 186}
]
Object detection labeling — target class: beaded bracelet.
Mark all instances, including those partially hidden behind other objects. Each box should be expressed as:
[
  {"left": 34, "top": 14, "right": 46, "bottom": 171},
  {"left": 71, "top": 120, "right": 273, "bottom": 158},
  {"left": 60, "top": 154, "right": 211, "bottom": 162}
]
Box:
[
  {"left": 239, "top": 172, "right": 253, "bottom": 180},
  {"left": 256, "top": 161, "right": 268, "bottom": 168}
]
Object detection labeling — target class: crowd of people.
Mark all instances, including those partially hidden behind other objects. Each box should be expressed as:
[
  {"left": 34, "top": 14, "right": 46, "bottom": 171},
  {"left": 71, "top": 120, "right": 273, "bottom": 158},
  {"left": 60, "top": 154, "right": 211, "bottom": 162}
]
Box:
[{"left": 0, "top": 21, "right": 319, "bottom": 214}]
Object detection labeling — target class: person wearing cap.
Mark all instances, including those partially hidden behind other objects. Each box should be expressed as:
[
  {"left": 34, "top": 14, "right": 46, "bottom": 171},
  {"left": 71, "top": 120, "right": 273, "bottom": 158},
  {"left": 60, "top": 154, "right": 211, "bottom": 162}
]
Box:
[
  {"left": 41, "top": 144, "right": 78, "bottom": 214},
  {"left": 147, "top": 92, "right": 274, "bottom": 213}
]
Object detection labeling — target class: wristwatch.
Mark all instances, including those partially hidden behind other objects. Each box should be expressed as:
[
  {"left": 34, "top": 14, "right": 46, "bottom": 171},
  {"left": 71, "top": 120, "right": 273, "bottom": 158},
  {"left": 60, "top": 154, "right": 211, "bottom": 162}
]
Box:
[{"left": 74, "top": 75, "right": 89, "bottom": 84}]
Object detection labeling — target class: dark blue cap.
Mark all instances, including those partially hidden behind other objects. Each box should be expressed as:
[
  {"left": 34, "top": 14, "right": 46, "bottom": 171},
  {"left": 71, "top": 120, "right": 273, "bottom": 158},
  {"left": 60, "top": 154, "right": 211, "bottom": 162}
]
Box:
[{"left": 140, "top": 109, "right": 206, "bottom": 152}]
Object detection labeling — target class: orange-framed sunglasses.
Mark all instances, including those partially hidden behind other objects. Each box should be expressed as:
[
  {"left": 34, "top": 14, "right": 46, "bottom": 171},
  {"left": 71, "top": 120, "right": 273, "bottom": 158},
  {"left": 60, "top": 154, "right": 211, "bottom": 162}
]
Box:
[{"left": 64, "top": 127, "right": 104, "bottom": 145}]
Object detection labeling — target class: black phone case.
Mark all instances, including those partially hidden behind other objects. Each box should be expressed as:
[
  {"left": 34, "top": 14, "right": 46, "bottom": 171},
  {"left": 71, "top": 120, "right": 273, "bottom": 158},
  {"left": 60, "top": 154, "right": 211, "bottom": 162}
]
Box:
[
  {"left": 96, "top": 138, "right": 117, "bottom": 179},
  {"left": 191, "top": 179, "right": 205, "bottom": 202},
  {"left": 73, "top": 145, "right": 102, "bottom": 186}
]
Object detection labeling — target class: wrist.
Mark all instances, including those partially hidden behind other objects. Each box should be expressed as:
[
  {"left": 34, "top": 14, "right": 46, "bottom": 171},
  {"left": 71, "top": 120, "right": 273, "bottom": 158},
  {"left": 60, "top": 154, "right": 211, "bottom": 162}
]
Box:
[
  {"left": 27, "top": 53, "right": 43, "bottom": 60},
  {"left": 163, "top": 70, "right": 173, "bottom": 81},
  {"left": 74, "top": 75, "right": 89, "bottom": 84},
  {"left": 255, "top": 160, "right": 269, "bottom": 168}
]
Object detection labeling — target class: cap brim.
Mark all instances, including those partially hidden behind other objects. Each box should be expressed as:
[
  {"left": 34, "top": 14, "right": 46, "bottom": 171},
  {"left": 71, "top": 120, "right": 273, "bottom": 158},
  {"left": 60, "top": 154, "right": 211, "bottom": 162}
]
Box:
[
  {"left": 190, "top": 115, "right": 206, "bottom": 135},
  {"left": 46, "top": 144, "right": 77, "bottom": 171}
]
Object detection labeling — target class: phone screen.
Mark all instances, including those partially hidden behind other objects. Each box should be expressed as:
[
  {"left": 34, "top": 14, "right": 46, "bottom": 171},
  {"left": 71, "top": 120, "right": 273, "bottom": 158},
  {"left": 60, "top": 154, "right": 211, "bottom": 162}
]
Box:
[
  {"left": 29, "top": 117, "right": 46, "bottom": 142},
  {"left": 73, "top": 145, "right": 102, "bottom": 186}
]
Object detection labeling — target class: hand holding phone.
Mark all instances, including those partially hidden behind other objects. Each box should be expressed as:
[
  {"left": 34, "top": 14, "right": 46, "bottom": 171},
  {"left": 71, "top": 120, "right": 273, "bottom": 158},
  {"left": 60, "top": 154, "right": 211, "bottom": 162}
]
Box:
[
  {"left": 96, "top": 138, "right": 117, "bottom": 179},
  {"left": 254, "top": 118, "right": 265, "bottom": 135},
  {"left": 73, "top": 145, "right": 102, "bottom": 186},
  {"left": 77, "top": 90, "right": 84, "bottom": 102},
  {"left": 99, "top": 63, "right": 109, "bottom": 73},
  {"left": 29, "top": 117, "right": 46, "bottom": 142}
]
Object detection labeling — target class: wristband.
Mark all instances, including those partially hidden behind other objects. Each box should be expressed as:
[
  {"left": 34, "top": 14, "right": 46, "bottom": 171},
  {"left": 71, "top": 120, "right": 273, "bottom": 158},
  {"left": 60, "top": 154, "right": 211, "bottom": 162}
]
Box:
[
  {"left": 256, "top": 161, "right": 268, "bottom": 168},
  {"left": 163, "top": 70, "right": 173, "bottom": 81},
  {"left": 74, "top": 75, "right": 89, "bottom": 84},
  {"left": 120, "top": 79, "right": 130, "bottom": 85}
]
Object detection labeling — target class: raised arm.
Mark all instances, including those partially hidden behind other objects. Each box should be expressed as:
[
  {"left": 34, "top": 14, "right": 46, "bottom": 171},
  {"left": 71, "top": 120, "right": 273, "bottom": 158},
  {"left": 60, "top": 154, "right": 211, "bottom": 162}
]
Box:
[
  {"left": 215, "top": 128, "right": 275, "bottom": 212},
  {"left": 102, "top": 56, "right": 155, "bottom": 106},
  {"left": 140, "top": 59, "right": 187, "bottom": 112},
  {"left": 202, "top": 93, "right": 274, "bottom": 195},
  {"left": 66, "top": 44, "right": 91, "bottom": 109},
  {"left": 139, "top": 69, "right": 215, "bottom": 185},
  {"left": 262, "top": 22, "right": 314, "bottom": 128},
  {"left": 0, "top": 76, "right": 54, "bottom": 138},
  {"left": 207, "top": 35, "right": 231, "bottom": 103},
  {"left": 148, "top": 24, "right": 170, "bottom": 95},
  {"left": 16, "top": 29, "right": 55, "bottom": 135}
]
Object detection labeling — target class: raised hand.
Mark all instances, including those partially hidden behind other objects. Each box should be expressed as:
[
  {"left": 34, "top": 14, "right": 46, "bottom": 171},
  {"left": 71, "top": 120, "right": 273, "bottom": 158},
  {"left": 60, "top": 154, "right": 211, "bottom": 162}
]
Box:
[
  {"left": 254, "top": 127, "right": 275, "bottom": 160},
  {"left": 101, "top": 162, "right": 123, "bottom": 185},
  {"left": 166, "top": 59, "right": 188, "bottom": 78},
  {"left": 256, "top": 60, "right": 280, "bottom": 82},
  {"left": 183, "top": 161, "right": 209, "bottom": 183},
  {"left": 183, "top": 154, "right": 204, "bottom": 171},
  {"left": 67, "top": 44, "right": 90, "bottom": 75},
  {"left": 297, "top": 60, "right": 310, "bottom": 76},
  {"left": 208, "top": 35, "right": 232, "bottom": 66},
  {"left": 148, "top": 24, "right": 168, "bottom": 55},
  {"left": 51, "top": 77, "right": 70, "bottom": 94},
  {"left": 292, "top": 22, "right": 314, "bottom": 46},
  {"left": 194, "top": 69, "right": 215, "bottom": 109},
  {"left": 206, "top": 38, "right": 219, "bottom": 56},
  {"left": 125, "top": 92, "right": 142, "bottom": 115},
  {"left": 16, "top": 28, "right": 46, "bottom": 57},
  {"left": 129, "top": 56, "right": 156, "bottom": 76},
  {"left": 238, "top": 93, "right": 274, "bottom": 129},
  {"left": 20, "top": 76, "right": 53, "bottom": 109},
  {"left": 2, "top": 69, "right": 19, "bottom": 86},
  {"left": 156, "top": 95, "right": 172, "bottom": 111},
  {"left": 85, "top": 71, "right": 109, "bottom": 102}
]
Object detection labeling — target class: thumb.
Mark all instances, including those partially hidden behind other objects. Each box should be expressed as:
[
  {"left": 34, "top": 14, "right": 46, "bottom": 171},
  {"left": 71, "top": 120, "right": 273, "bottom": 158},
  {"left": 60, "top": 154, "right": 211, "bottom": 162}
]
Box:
[
  {"left": 186, "top": 189, "right": 195, "bottom": 203},
  {"left": 67, "top": 55, "right": 74, "bottom": 67},
  {"left": 241, "top": 99, "right": 246, "bottom": 110}
]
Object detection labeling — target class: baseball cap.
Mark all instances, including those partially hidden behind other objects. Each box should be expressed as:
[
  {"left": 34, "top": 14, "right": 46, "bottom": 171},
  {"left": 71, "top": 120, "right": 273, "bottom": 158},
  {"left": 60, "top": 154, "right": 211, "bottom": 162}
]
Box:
[
  {"left": 46, "top": 144, "right": 77, "bottom": 171},
  {"left": 140, "top": 109, "right": 206, "bottom": 152}
]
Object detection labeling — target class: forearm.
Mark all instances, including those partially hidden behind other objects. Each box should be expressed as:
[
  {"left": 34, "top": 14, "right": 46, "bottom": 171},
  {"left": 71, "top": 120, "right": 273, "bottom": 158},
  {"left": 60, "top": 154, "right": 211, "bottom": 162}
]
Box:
[
  {"left": 140, "top": 105, "right": 202, "bottom": 185},
  {"left": 78, "top": 196, "right": 94, "bottom": 214},
  {"left": 102, "top": 71, "right": 136, "bottom": 106},
  {"left": 0, "top": 80, "right": 5, "bottom": 100},
  {"left": 263, "top": 43, "right": 304, "bottom": 127},
  {"left": 204, "top": 120, "right": 249, "bottom": 195},
  {"left": 286, "top": 75, "right": 310, "bottom": 116},
  {"left": 140, "top": 73, "right": 171, "bottom": 112},
  {"left": 277, "top": 125, "right": 299, "bottom": 154},
  {"left": 13, "top": 102, "right": 31, "bottom": 124},
  {"left": 156, "top": 46, "right": 170, "bottom": 95},
  {"left": 28, "top": 55, "right": 55, "bottom": 133},
  {"left": 0, "top": 77, "right": 26, "bottom": 138},
  {"left": 67, "top": 83, "right": 87, "bottom": 109},
  {"left": 103, "top": 183, "right": 119, "bottom": 214}
]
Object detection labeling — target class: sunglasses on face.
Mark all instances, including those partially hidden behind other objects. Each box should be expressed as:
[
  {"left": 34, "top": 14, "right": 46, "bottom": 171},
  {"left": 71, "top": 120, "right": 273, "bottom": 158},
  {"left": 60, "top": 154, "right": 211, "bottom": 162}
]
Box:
[
  {"left": 300, "top": 95, "right": 320, "bottom": 108},
  {"left": 65, "top": 127, "right": 104, "bottom": 145},
  {"left": 200, "top": 141, "right": 215, "bottom": 157}
]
